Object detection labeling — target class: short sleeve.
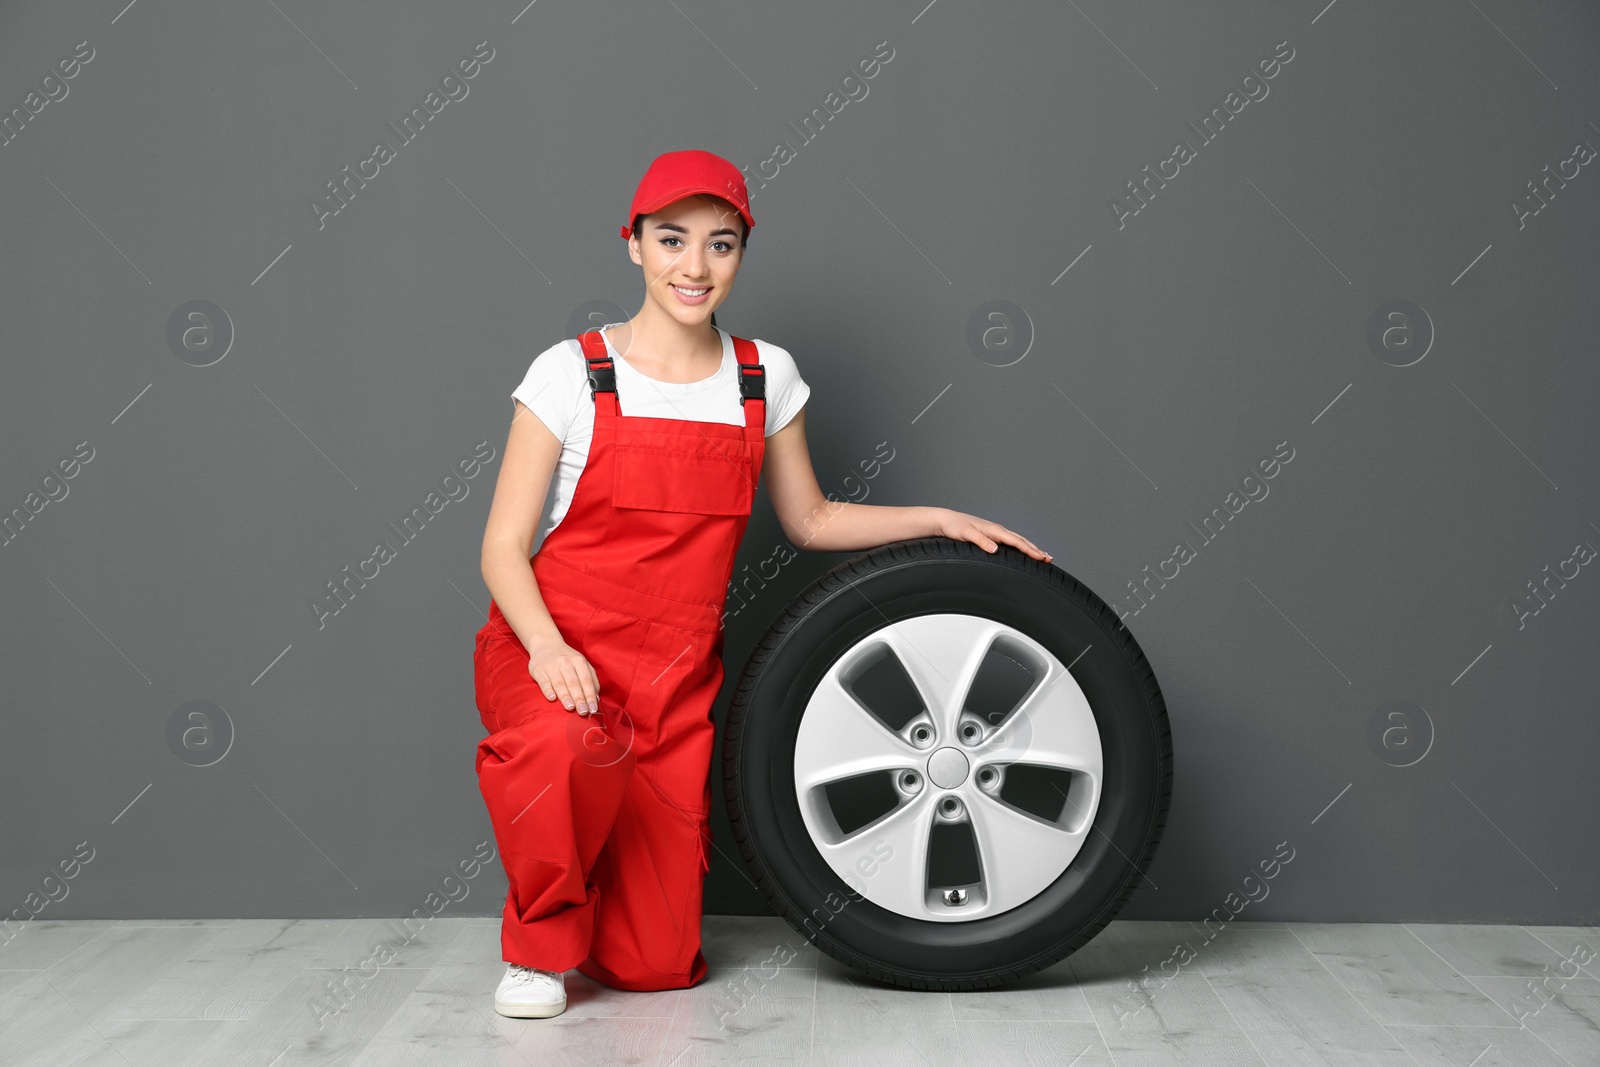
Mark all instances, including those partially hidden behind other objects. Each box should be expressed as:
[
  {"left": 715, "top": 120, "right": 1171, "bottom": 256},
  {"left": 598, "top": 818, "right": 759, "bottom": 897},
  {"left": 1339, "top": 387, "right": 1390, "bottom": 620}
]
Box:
[
  {"left": 512, "top": 339, "right": 585, "bottom": 441},
  {"left": 753, "top": 340, "right": 810, "bottom": 436}
]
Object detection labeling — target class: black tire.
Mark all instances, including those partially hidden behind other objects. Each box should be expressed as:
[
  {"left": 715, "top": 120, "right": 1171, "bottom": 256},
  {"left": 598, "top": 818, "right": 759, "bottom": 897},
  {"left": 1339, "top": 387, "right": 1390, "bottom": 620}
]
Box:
[{"left": 722, "top": 537, "right": 1172, "bottom": 990}]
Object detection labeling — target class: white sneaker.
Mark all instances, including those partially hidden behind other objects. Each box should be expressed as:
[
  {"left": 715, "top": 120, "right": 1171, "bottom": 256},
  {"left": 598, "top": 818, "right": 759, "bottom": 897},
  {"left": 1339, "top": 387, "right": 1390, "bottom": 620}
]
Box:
[{"left": 495, "top": 963, "right": 567, "bottom": 1018}]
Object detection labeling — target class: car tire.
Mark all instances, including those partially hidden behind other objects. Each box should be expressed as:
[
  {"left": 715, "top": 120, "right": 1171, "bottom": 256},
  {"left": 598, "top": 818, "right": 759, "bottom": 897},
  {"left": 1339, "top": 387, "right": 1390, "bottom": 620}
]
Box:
[{"left": 722, "top": 536, "right": 1172, "bottom": 990}]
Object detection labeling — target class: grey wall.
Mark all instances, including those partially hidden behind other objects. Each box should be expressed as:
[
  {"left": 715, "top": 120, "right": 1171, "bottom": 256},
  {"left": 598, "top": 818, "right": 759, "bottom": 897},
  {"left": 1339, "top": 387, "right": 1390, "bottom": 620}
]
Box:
[{"left": 3, "top": 0, "right": 1597, "bottom": 930}]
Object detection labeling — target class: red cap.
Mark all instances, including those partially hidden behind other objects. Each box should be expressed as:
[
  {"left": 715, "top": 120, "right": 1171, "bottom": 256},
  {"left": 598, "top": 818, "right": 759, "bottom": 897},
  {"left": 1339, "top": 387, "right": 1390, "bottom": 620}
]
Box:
[{"left": 619, "top": 149, "right": 754, "bottom": 241}]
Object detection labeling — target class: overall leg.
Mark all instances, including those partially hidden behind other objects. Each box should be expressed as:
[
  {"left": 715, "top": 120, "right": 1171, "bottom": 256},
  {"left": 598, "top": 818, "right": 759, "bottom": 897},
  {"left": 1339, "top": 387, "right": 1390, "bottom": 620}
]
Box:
[
  {"left": 577, "top": 623, "right": 720, "bottom": 991},
  {"left": 473, "top": 595, "right": 647, "bottom": 971}
]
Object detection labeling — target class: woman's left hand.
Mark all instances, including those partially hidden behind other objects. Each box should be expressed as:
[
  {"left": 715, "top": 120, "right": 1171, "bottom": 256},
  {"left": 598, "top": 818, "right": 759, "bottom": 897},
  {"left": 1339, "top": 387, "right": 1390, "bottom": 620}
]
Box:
[{"left": 936, "top": 509, "right": 1053, "bottom": 562}]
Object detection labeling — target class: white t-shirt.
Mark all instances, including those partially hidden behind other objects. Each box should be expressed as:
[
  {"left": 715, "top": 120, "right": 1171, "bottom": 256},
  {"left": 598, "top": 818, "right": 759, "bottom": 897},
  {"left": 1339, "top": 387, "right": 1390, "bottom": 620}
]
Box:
[{"left": 512, "top": 322, "right": 810, "bottom": 550}]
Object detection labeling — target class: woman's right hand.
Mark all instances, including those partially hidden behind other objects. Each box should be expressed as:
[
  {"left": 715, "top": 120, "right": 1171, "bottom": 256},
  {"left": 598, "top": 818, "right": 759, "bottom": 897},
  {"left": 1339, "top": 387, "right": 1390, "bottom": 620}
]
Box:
[{"left": 525, "top": 637, "right": 600, "bottom": 716}]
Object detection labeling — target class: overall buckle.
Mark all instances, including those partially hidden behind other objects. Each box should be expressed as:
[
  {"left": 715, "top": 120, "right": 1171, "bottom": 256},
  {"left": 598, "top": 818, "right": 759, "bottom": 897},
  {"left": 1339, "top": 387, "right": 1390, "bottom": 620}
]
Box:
[
  {"left": 586, "top": 357, "right": 617, "bottom": 395},
  {"left": 739, "top": 363, "right": 766, "bottom": 403}
]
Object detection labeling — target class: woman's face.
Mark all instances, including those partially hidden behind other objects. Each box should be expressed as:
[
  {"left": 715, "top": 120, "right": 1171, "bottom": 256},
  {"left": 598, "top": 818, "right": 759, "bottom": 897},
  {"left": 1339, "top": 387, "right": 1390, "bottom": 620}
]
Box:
[{"left": 627, "top": 194, "right": 745, "bottom": 328}]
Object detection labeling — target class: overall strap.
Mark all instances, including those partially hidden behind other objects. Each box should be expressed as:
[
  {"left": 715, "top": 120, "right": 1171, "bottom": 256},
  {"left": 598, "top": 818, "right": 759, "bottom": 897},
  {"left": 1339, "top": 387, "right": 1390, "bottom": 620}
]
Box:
[
  {"left": 581, "top": 328, "right": 764, "bottom": 428},
  {"left": 732, "top": 336, "right": 766, "bottom": 430},
  {"left": 577, "top": 330, "right": 620, "bottom": 416}
]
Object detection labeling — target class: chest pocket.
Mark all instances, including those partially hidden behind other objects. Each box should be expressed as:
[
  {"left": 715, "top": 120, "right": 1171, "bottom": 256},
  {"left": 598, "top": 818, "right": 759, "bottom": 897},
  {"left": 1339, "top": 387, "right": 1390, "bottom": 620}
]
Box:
[{"left": 611, "top": 444, "right": 756, "bottom": 516}]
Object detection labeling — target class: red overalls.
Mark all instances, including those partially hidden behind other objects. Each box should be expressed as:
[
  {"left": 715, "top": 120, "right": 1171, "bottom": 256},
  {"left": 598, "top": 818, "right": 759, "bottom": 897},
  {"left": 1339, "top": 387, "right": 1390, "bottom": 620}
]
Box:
[{"left": 473, "top": 328, "right": 766, "bottom": 991}]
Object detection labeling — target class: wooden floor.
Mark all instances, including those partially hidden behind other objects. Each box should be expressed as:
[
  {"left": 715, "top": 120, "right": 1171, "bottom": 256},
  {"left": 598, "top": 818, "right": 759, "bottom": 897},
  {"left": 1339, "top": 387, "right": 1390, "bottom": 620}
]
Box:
[{"left": 0, "top": 915, "right": 1595, "bottom": 1065}]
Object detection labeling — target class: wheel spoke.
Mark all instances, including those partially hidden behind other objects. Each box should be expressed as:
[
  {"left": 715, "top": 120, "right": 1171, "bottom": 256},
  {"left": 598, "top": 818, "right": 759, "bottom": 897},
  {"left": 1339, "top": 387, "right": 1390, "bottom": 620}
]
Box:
[
  {"left": 794, "top": 672, "right": 918, "bottom": 792},
  {"left": 977, "top": 662, "right": 1102, "bottom": 777},
  {"left": 815, "top": 791, "right": 934, "bottom": 915},
  {"left": 877, "top": 615, "right": 1003, "bottom": 740},
  {"left": 967, "top": 789, "right": 1089, "bottom": 912}
]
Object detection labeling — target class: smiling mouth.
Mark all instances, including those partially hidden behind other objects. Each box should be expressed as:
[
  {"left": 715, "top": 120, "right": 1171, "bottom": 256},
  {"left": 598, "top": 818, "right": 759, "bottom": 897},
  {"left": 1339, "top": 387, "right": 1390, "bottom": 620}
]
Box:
[{"left": 670, "top": 284, "right": 711, "bottom": 297}]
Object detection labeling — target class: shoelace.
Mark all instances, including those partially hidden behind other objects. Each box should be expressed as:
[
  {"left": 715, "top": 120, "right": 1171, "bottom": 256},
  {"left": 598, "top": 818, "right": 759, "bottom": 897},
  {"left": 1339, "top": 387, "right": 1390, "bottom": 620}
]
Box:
[{"left": 507, "top": 965, "right": 562, "bottom": 985}]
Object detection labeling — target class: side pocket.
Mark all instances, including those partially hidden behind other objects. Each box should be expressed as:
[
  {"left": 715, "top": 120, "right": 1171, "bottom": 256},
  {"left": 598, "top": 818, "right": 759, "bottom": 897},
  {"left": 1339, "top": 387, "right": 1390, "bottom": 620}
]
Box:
[
  {"left": 473, "top": 628, "right": 496, "bottom": 733},
  {"left": 474, "top": 625, "right": 526, "bottom": 735}
]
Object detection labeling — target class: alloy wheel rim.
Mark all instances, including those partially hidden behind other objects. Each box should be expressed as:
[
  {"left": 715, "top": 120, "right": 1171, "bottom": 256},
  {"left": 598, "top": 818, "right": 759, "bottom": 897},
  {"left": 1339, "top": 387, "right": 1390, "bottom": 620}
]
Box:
[{"left": 792, "top": 613, "right": 1103, "bottom": 921}]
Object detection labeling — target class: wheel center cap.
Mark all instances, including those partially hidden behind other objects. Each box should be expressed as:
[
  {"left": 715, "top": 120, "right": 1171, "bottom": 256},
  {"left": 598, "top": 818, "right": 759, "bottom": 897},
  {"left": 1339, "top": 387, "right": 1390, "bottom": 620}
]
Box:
[{"left": 926, "top": 747, "right": 970, "bottom": 789}]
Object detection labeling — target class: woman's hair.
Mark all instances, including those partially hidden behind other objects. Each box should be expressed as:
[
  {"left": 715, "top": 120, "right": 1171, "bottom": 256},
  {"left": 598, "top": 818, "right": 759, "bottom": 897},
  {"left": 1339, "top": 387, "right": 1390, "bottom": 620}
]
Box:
[
  {"left": 627, "top": 201, "right": 749, "bottom": 249},
  {"left": 628, "top": 198, "right": 748, "bottom": 330}
]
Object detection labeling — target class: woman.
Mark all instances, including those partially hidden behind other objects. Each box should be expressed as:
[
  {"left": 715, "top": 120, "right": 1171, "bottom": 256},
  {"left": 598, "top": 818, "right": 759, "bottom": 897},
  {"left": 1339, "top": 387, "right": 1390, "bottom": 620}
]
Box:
[{"left": 473, "top": 149, "right": 1051, "bottom": 1019}]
